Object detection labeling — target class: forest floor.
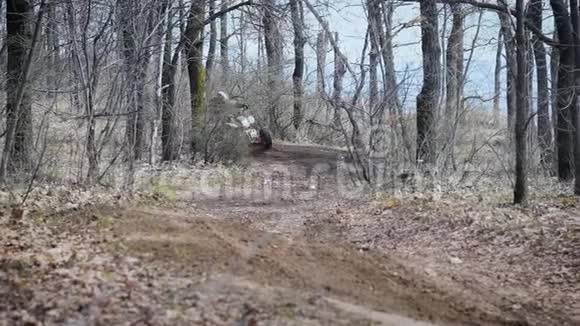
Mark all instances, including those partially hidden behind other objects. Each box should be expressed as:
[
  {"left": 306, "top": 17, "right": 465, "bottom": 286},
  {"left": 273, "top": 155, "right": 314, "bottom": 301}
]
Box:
[{"left": 1, "top": 144, "right": 580, "bottom": 325}]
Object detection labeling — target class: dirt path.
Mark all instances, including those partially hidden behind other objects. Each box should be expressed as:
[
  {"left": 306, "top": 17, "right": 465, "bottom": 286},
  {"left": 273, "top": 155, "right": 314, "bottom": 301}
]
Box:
[
  {"left": 2, "top": 143, "right": 579, "bottom": 325},
  {"left": 114, "top": 144, "right": 578, "bottom": 325}
]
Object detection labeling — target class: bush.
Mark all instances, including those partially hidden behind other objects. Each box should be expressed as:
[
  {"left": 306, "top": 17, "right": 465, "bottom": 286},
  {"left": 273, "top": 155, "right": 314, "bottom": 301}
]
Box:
[{"left": 201, "top": 122, "right": 250, "bottom": 164}]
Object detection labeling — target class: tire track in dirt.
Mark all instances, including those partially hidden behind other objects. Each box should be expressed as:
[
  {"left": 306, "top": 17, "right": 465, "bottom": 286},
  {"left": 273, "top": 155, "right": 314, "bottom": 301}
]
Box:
[{"left": 114, "top": 144, "right": 549, "bottom": 325}]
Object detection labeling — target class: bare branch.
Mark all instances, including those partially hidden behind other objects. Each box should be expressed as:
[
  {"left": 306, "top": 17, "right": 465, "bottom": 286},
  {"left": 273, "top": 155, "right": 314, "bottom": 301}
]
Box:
[
  {"left": 399, "top": 0, "right": 558, "bottom": 46},
  {"left": 204, "top": 1, "right": 254, "bottom": 25}
]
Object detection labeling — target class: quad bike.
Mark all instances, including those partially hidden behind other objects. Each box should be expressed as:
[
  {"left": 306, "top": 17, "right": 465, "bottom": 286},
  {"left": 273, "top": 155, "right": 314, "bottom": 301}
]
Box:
[
  {"left": 214, "top": 91, "right": 273, "bottom": 151},
  {"left": 225, "top": 107, "right": 273, "bottom": 151}
]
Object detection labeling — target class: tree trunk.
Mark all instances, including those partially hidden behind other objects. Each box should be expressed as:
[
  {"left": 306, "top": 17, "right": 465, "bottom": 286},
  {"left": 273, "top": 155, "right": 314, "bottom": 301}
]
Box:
[
  {"left": 569, "top": 0, "right": 580, "bottom": 194},
  {"left": 367, "top": 0, "right": 382, "bottom": 185},
  {"left": 332, "top": 32, "right": 345, "bottom": 126},
  {"left": 6, "top": 0, "right": 33, "bottom": 169},
  {"left": 263, "top": 0, "right": 283, "bottom": 136},
  {"left": 316, "top": 29, "right": 328, "bottom": 97},
  {"left": 238, "top": 11, "right": 246, "bottom": 74},
  {"left": 493, "top": 30, "right": 503, "bottom": 127},
  {"left": 444, "top": 3, "right": 464, "bottom": 160},
  {"left": 526, "top": 37, "right": 535, "bottom": 151},
  {"left": 416, "top": 0, "right": 441, "bottom": 166},
  {"left": 205, "top": 0, "right": 217, "bottom": 82},
  {"left": 120, "top": 0, "right": 150, "bottom": 162},
  {"left": 445, "top": 4, "right": 464, "bottom": 124},
  {"left": 514, "top": 0, "right": 529, "bottom": 204},
  {"left": 551, "top": 34, "right": 559, "bottom": 135},
  {"left": 65, "top": 1, "right": 99, "bottom": 184},
  {"left": 220, "top": 0, "right": 229, "bottom": 74},
  {"left": 379, "top": 2, "right": 408, "bottom": 162},
  {"left": 530, "top": 0, "right": 554, "bottom": 174},
  {"left": 290, "top": 0, "right": 304, "bottom": 130},
  {"left": 45, "top": 0, "right": 59, "bottom": 98},
  {"left": 550, "top": 0, "right": 575, "bottom": 181},
  {"left": 2, "top": 0, "right": 38, "bottom": 178},
  {"left": 185, "top": 0, "right": 206, "bottom": 157},
  {"left": 161, "top": 4, "right": 179, "bottom": 162},
  {"left": 368, "top": 0, "right": 379, "bottom": 115},
  {"left": 499, "top": 12, "right": 517, "bottom": 131},
  {"left": 378, "top": 1, "right": 399, "bottom": 110}
]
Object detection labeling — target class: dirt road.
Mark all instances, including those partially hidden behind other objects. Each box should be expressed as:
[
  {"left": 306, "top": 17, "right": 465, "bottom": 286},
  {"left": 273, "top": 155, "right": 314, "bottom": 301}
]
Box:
[
  {"left": 116, "top": 144, "right": 578, "bottom": 325},
  {"left": 2, "top": 144, "right": 579, "bottom": 325}
]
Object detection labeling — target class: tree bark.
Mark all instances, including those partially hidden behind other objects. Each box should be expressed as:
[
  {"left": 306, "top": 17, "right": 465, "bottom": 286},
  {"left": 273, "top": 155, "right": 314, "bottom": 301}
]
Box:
[
  {"left": 444, "top": 3, "right": 464, "bottom": 159},
  {"left": 493, "top": 29, "right": 503, "bottom": 127},
  {"left": 445, "top": 4, "right": 464, "bottom": 123},
  {"left": 367, "top": 0, "right": 381, "bottom": 185},
  {"left": 220, "top": 0, "right": 229, "bottom": 74},
  {"left": 161, "top": 3, "right": 179, "bottom": 162},
  {"left": 378, "top": 1, "right": 400, "bottom": 110},
  {"left": 551, "top": 33, "right": 559, "bottom": 137},
  {"left": 514, "top": 0, "right": 529, "bottom": 204},
  {"left": 499, "top": 12, "right": 517, "bottom": 131},
  {"left": 550, "top": 0, "right": 575, "bottom": 181},
  {"left": 332, "top": 32, "right": 345, "bottom": 126},
  {"left": 5, "top": 0, "right": 33, "bottom": 171},
  {"left": 206, "top": 0, "right": 217, "bottom": 82},
  {"left": 2, "top": 0, "right": 42, "bottom": 178},
  {"left": 569, "top": 0, "right": 580, "bottom": 194},
  {"left": 529, "top": 0, "right": 554, "bottom": 174},
  {"left": 238, "top": 11, "right": 246, "bottom": 74},
  {"left": 316, "top": 29, "right": 328, "bottom": 97},
  {"left": 263, "top": 0, "right": 283, "bottom": 136},
  {"left": 184, "top": 0, "right": 206, "bottom": 156},
  {"left": 120, "top": 0, "right": 150, "bottom": 162},
  {"left": 45, "top": 0, "right": 59, "bottom": 98},
  {"left": 368, "top": 0, "right": 379, "bottom": 115},
  {"left": 290, "top": 0, "right": 305, "bottom": 130},
  {"left": 416, "top": 0, "right": 441, "bottom": 166},
  {"left": 367, "top": 0, "right": 392, "bottom": 186}
]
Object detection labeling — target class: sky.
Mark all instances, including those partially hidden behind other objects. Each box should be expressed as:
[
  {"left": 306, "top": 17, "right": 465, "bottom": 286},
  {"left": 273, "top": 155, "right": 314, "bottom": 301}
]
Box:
[
  {"left": 317, "top": 1, "right": 503, "bottom": 110},
  {"left": 225, "top": 0, "right": 556, "bottom": 112}
]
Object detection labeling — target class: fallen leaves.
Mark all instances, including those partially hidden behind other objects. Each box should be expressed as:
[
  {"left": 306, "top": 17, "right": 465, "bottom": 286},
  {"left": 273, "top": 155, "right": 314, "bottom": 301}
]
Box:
[
  {"left": 305, "top": 192, "right": 580, "bottom": 325},
  {"left": 381, "top": 198, "right": 401, "bottom": 210}
]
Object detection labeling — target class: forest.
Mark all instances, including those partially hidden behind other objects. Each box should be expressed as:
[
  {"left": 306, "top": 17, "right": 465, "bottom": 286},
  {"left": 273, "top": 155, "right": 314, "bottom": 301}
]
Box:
[{"left": 1, "top": 0, "right": 579, "bottom": 325}]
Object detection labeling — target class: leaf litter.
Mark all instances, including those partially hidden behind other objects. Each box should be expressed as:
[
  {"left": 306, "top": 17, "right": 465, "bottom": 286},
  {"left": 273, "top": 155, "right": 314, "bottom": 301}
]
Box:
[{"left": 1, "top": 144, "right": 579, "bottom": 325}]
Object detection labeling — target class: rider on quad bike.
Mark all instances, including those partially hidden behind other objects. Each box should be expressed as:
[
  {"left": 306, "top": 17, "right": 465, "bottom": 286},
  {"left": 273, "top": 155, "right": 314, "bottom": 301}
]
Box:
[{"left": 218, "top": 92, "right": 273, "bottom": 151}]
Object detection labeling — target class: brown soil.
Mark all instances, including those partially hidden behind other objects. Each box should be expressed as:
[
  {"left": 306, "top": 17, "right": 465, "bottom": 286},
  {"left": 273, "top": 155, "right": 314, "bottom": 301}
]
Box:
[{"left": 2, "top": 143, "right": 579, "bottom": 325}]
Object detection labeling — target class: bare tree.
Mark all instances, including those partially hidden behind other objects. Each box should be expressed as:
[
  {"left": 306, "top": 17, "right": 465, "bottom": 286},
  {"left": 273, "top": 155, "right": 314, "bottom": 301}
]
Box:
[
  {"left": 379, "top": 1, "right": 399, "bottom": 111},
  {"left": 530, "top": 0, "right": 554, "bottom": 174},
  {"left": 316, "top": 29, "right": 328, "bottom": 97},
  {"left": 551, "top": 0, "right": 575, "bottom": 181},
  {"left": 367, "top": 0, "right": 391, "bottom": 185},
  {"left": 206, "top": 0, "right": 217, "bottom": 81},
  {"left": 220, "top": 0, "right": 229, "bottom": 73},
  {"left": 514, "top": 0, "right": 529, "bottom": 204},
  {"left": 290, "top": 0, "right": 305, "bottom": 130},
  {"left": 570, "top": 0, "right": 580, "bottom": 194},
  {"left": 367, "top": 0, "right": 379, "bottom": 117},
  {"left": 66, "top": 0, "right": 115, "bottom": 184},
  {"left": 120, "top": 0, "right": 155, "bottom": 162},
  {"left": 443, "top": 3, "right": 464, "bottom": 160},
  {"left": 550, "top": 33, "right": 559, "bottom": 142},
  {"left": 499, "top": 12, "right": 517, "bottom": 131},
  {"left": 45, "top": 0, "right": 59, "bottom": 98},
  {"left": 161, "top": 1, "right": 179, "bottom": 162},
  {"left": 332, "top": 32, "right": 345, "bottom": 127},
  {"left": 1, "top": 0, "right": 42, "bottom": 179},
  {"left": 263, "top": 0, "right": 283, "bottom": 136},
  {"left": 185, "top": 0, "right": 206, "bottom": 156},
  {"left": 493, "top": 30, "right": 503, "bottom": 127},
  {"left": 416, "top": 0, "right": 441, "bottom": 166}
]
